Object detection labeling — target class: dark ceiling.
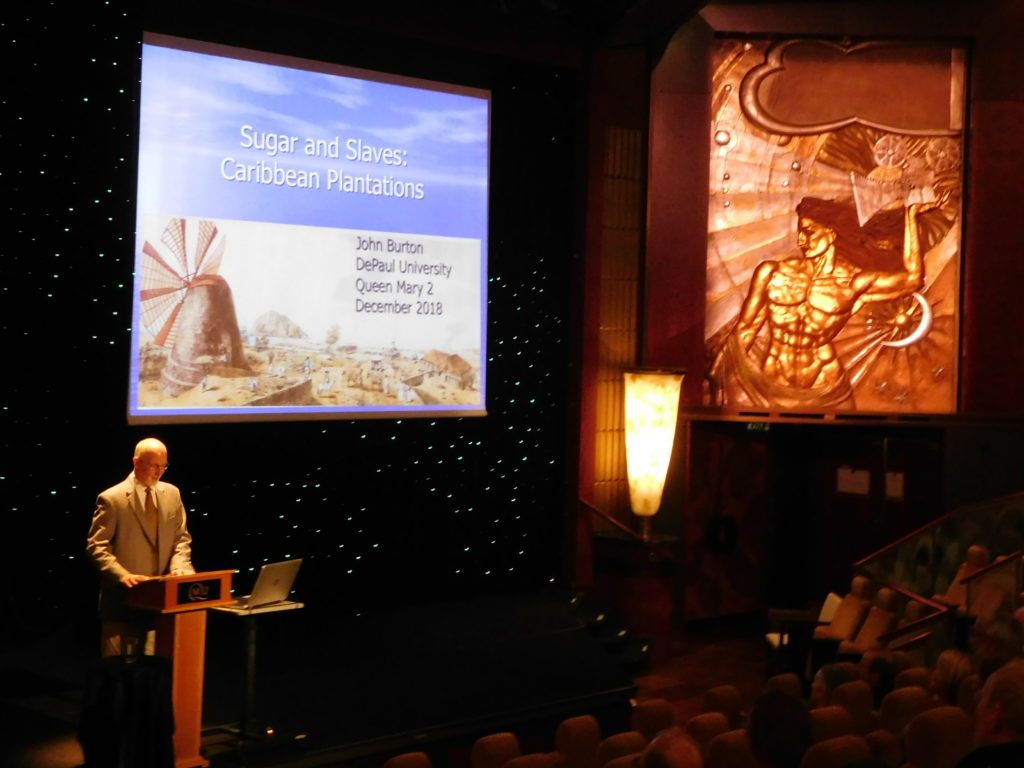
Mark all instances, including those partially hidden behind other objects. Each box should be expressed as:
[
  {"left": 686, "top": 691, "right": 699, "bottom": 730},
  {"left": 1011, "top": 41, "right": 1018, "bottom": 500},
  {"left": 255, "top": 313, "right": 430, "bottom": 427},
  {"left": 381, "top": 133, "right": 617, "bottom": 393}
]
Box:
[{"left": 154, "top": 0, "right": 709, "bottom": 67}]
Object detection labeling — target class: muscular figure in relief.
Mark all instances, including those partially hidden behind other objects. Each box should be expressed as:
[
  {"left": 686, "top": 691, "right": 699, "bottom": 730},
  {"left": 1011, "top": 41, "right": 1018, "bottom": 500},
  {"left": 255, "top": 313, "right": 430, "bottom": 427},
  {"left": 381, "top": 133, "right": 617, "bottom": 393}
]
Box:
[{"left": 710, "top": 195, "right": 945, "bottom": 409}]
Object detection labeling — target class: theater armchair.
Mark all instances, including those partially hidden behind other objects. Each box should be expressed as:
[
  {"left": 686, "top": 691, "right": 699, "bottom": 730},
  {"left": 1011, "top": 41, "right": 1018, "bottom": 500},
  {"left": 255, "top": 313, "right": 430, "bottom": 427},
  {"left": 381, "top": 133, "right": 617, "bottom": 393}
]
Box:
[
  {"left": 932, "top": 545, "right": 990, "bottom": 613},
  {"left": 837, "top": 588, "right": 901, "bottom": 657}
]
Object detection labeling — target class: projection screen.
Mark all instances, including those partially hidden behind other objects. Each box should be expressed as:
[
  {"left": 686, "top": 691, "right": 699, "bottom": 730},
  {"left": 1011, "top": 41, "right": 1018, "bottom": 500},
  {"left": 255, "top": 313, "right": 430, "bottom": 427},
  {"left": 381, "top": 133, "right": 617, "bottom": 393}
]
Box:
[{"left": 129, "top": 33, "right": 489, "bottom": 423}]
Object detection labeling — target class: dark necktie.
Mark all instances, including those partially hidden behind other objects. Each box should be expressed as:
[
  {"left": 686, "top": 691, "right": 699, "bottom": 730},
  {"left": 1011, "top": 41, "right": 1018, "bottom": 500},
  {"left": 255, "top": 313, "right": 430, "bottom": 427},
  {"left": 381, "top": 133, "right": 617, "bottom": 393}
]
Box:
[{"left": 145, "top": 486, "right": 160, "bottom": 548}]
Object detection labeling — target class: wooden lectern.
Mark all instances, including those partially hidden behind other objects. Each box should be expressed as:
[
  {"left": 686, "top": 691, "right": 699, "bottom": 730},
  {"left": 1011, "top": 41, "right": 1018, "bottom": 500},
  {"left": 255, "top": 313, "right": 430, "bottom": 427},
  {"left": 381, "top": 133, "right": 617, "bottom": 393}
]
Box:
[{"left": 125, "top": 570, "right": 235, "bottom": 768}]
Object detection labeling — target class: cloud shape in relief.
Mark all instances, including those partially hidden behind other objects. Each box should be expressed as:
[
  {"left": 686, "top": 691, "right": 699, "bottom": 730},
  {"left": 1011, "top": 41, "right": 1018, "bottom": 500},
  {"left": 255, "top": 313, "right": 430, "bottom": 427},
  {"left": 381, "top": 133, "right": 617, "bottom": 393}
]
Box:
[{"left": 738, "top": 39, "right": 963, "bottom": 137}]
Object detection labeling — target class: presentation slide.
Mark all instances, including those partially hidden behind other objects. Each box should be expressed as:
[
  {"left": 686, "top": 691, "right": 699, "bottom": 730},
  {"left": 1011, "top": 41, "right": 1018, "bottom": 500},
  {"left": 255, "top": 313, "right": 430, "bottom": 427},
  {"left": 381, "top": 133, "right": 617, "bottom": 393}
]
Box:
[{"left": 129, "top": 33, "right": 489, "bottom": 422}]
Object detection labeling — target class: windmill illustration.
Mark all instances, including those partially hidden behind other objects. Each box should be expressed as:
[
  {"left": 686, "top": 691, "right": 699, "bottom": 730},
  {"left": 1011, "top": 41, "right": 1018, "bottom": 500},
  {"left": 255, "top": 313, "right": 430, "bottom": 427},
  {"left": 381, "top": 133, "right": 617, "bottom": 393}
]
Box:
[{"left": 140, "top": 217, "right": 249, "bottom": 397}]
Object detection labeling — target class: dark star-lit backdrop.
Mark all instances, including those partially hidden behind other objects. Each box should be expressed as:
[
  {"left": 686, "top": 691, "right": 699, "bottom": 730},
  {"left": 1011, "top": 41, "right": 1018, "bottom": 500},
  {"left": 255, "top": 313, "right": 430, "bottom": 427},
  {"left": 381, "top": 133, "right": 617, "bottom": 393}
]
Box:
[{"left": 4, "top": 1, "right": 583, "bottom": 644}]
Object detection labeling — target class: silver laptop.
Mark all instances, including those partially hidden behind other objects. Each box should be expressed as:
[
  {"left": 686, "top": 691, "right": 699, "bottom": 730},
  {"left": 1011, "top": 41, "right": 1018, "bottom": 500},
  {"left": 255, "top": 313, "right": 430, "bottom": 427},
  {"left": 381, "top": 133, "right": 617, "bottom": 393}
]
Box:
[{"left": 230, "top": 559, "right": 303, "bottom": 610}]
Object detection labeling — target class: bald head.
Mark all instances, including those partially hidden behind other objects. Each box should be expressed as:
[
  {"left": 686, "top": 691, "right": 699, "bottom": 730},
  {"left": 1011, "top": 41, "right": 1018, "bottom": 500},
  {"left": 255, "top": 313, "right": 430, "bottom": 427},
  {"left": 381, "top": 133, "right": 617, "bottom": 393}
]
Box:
[
  {"left": 134, "top": 438, "right": 167, "bottom": 459},
  {"left": 975, "top": 659, "right": 1024, "bottom": 746},
  {"left": 132, "top": 438, "right": 169, "bottom": 487},
  {"left": 640, "top": 727, "right": 703, "bottom": 768}
]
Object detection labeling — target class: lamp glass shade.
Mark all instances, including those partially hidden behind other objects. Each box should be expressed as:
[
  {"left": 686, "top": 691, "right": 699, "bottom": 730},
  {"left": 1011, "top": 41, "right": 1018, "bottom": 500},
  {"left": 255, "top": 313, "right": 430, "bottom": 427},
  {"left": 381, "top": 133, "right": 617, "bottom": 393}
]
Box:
[{"left": 623, "top": 369, "right": 684, "bottom": 517}]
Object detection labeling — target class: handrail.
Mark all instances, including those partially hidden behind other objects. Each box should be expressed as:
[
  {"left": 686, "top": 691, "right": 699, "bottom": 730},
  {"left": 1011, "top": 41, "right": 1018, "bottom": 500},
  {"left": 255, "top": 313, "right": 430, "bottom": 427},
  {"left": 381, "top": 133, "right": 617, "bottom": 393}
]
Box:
[
  {"left": 579, "top": 499, "right": 676, "bottom": 561},
  {"left": 960, "top": 549, "right": 1023, "bottom": 586},
  {"left": 866, "top": 580, "right": 953, "bottom": 646},
  {"left": 876, "top": 610, "right": 951, "bottom": 646},
  {"left": 888, "top": 630, "right": 934, "bottom": 652},
  {"left": 847, "top": 562, "right": 954, "bottom": 660},
  {"left": 853, "top": 491, "right": 1024, "bottom": 633},
  {"left": 854, "top": 490, "right": 1024, "bottom": 572},
  {"left": 856, "top": 579, "right": 949, "bottom": 614},
  {"left": 962, "top": 550, "right": 1023, "bottom": 619}
]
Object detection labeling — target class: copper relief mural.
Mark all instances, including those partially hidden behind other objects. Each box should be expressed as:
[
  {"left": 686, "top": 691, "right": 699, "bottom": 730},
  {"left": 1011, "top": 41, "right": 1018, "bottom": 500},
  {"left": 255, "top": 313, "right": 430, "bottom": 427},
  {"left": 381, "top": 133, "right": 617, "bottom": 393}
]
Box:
[{"left": 704, "top": 39, "right": 964, "bottom": 413}]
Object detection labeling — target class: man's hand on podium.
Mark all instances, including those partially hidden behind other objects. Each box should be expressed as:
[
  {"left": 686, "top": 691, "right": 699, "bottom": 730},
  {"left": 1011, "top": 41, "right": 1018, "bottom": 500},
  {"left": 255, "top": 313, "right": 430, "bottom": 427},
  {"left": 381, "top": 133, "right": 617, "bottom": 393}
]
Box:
[
  {"left": 119, "top": 573, "right": 153, "bottom": 588},
  {"left": 119, "top": 568, "right": 195, "bottom": 586}
]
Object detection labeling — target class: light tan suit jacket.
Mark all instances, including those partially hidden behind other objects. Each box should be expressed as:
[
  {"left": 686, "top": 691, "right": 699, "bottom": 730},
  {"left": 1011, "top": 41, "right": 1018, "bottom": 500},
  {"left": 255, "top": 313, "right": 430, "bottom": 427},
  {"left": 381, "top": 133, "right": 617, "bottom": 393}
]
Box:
[{"left": 86, "top": 472, "right": 194, "bottom": 618}]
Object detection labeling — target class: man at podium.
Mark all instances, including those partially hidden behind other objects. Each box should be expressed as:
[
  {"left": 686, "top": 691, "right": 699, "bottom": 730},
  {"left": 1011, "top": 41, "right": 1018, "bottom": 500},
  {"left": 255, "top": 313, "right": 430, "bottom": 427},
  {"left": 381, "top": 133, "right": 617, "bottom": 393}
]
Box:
[{"left": 86, "top": 437, "right": 196, "bottom": 656}]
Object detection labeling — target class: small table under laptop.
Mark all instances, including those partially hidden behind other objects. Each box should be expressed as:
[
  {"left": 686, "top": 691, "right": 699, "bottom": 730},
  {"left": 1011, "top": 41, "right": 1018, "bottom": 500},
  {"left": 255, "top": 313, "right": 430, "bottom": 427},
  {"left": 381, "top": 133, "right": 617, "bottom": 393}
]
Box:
[{"left": 211, "top": 600, "right": 304, "bottom": 742}]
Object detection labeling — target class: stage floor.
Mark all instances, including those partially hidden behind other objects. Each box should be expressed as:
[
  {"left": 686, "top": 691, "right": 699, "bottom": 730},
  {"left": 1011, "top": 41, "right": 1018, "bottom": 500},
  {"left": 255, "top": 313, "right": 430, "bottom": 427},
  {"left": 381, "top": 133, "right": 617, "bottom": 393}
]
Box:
[{"left": 7, "top": 589, "right": 730, "bottom": 768}]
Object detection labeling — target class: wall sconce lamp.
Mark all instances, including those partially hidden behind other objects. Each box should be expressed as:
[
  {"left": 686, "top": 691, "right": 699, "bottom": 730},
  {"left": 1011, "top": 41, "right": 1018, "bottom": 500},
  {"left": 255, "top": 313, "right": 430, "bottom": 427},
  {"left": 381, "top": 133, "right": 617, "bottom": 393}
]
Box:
[{"left": 623, "top": 368, "right": 685, "bottom": 541}]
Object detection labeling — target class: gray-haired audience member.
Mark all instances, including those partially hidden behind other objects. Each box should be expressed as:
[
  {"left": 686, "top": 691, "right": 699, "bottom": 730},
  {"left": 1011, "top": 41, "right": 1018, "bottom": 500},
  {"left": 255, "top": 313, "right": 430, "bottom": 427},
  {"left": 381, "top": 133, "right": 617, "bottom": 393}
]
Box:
[{"left": 955, "top": 659, "right": 1024, "bottom": 767}]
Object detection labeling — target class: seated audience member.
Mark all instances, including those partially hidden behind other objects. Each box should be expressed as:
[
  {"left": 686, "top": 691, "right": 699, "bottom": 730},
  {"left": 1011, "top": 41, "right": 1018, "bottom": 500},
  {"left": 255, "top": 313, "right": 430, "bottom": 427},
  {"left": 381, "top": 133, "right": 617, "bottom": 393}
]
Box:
[
  {"left": 640, "top": 727, "right": 703, "bottom": 768},
  {"left": 747, "top": 690, "right": 812, "bottom": 768},
  {"left": 971, "top": 613, "right": 1023, "bottom": 681},
  {"left": 955, "top": 659, "right": 1024, "bottom": 767},
  {"left": 931, "top": 649, "right": 975, "bottom": 705},
  {"left": 811, "top": 663, "right": 861, "bottom": 708}
]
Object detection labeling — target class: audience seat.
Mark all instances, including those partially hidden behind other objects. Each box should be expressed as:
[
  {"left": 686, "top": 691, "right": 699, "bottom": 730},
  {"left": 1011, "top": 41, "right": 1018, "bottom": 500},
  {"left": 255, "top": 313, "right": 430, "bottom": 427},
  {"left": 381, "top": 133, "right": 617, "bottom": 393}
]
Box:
[
  {"left": 895, "top": 666, "right": 932, "bottom": 690},
  {"left": 930, "top": 649, "right": 975, "bottom": 706},
  {"left": 878, "top": 684, "right": 933, "bottom": 726},
  {"left": 683, "top": 712, "right": 730, "bottom": 756},
  {"left": 800, "top": 734, "right": 871, "bottom": 768},
  {"left": 705, "top": 729, "right": 756, "bottom": 768},
  {"left": 933, "top": 545, "right": 990, "bottom": 612},
  {"left": 764, "top": 672, "right": 803, "bottom": 699},
  {"left": 505, "top": 753, "right": 567, "bottom": 768},
  {"left": 903, "top": 706, "right": 973, "bottom": 768},
  {"left": 956, "top": 673, "right": 981, "bottom": 715},
  {"left": 809, "top": 705, "right": 854, "bottom": 743},
  {"left": 830, "top": 680, "right": 877, "bottom": 735},
  {"left": 813, "top": 577, "right": 874, "bottom": 643},
  {"left": 864, "top": 686, "right": 933, "bottom": 767},
  {"left": 473, "top": 732, "right": 522, "bottom": 768},
  {"left": 555, "top": 714, "right": 601, "bottom": 768},
  {"left": 837, "top": 588, "right": 900, "bottom": 656},
  {"left": 601, "top": 755, "right": 640, "bottom": 768},
  {"left": 630, "top": 698, "right": 675, "bottom": 741},
  {"left": 384, "top": 752, "right": 433, "bottom": 768},
  {"left": 596, "top": 732, "right": 647, "bottom": 767},
  {"left": 702, "top": 684, "right": 744, "bottom": 729},
  {"left": 834, "top": 660, "right": 861, "bottom": 682}
]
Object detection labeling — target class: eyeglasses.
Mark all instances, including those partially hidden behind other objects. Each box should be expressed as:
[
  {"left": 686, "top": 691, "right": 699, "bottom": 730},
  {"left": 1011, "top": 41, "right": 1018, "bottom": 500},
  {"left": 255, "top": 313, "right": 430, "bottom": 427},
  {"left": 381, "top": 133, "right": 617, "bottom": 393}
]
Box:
[{"left": 140, "top": 462, "right": 169, "bottom": 471}]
